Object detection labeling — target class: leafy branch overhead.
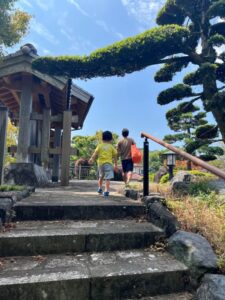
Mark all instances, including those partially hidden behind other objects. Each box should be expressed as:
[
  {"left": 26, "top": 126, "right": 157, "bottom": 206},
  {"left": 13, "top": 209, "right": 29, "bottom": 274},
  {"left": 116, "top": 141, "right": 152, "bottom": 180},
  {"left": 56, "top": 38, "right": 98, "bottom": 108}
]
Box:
[
  {"left": 0, "top": 1, "right": 30, "bottom": 57},
  {"left": 33, "top": 0, "right": 225, "bottom": 143},
  {"left": 164, "top": 104, "right": 224, "bottom": 165},
  {"left": 32, "top": 25, "right": 189, "bottom": 78}
]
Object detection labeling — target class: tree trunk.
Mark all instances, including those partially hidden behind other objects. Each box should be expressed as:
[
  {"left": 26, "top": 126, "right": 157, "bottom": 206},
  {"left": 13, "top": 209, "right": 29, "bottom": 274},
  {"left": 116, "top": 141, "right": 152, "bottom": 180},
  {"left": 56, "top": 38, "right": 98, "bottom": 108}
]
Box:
[{"left": 211, "top": 108, "right": 225, "bottom": 143}]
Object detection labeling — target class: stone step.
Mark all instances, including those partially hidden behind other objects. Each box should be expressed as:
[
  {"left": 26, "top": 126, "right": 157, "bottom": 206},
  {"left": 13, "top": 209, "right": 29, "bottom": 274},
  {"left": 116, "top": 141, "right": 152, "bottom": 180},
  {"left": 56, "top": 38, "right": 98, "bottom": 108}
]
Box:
[
  {"left": 0, "top": 220, "right": 164, "bottom": 256},
  {"left": 0, "top": 249, "right": 189, "bottom": 300},
  {"left": 126, "top": 292, "right": 193, "bottom": 299},
  {"left": 14, "top": 195, "right": 145, "bottom": 221}
]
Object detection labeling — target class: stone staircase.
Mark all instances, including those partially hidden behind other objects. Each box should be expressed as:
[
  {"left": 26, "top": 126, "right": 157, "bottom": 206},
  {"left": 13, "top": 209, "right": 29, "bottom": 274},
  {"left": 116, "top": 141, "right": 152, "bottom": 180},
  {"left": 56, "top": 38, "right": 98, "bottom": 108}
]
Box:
[{"left": 0, "top": 182, "right": 193, "bottom": 299}]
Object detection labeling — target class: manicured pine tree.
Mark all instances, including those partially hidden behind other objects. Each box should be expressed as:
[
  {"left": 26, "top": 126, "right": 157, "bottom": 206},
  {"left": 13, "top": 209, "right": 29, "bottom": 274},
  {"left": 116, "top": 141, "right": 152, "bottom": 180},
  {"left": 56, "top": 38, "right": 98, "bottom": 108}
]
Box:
[
  {"left": 164, "top": 102, "right": 224, "bottom": 169},
  {"left": 33, "top": 0, "right": 225, "bottom": 144}
]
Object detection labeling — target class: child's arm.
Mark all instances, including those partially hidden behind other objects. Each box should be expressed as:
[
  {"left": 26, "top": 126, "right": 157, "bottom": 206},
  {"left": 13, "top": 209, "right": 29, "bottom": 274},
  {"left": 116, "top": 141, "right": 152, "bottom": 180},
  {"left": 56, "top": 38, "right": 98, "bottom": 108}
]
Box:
[
  {"left": 113, "top": 148, "right": 118, "bottom": 172},
  {"left": 88, "top": 148, "right": 98, "bottom": 164}
]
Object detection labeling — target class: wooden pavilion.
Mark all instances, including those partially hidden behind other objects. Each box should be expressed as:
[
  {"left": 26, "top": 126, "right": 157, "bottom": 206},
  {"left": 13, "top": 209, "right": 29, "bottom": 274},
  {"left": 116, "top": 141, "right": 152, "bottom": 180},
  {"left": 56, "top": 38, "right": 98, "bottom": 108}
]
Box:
[{"left": 0, "top": 44, "right": 94, "bottom": 186}]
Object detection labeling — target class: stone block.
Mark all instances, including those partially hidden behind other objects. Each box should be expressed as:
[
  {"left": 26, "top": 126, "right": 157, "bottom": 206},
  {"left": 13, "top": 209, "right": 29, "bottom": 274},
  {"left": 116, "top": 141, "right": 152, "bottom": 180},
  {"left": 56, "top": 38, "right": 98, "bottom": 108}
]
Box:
[
  {"left": 146, "top": 201, "right": 180, "bottom": 237},
  {"left": 168, "top": 231, "right": 218, "bottom": 282},
  {"left": 4, "top": 163, "right": 49, "bottom": 187},
  {"left": 195, "top": 274, "right": 225, "bottom": 300}
]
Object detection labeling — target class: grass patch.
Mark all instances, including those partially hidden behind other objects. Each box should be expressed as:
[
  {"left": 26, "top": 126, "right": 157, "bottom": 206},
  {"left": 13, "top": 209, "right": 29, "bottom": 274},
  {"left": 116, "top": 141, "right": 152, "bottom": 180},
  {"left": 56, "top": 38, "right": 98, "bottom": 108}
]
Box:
[
  {"left": 166, "top": 192, "right": 225, "bottom": 273},
  {"left": 0, "top": 185, "right": 25, "bottom": 192}
]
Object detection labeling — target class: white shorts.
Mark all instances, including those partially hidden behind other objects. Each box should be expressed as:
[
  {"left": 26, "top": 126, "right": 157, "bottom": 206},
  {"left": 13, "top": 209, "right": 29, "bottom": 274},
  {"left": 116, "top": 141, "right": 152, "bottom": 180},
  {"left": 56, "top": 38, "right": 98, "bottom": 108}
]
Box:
[{"left": 98, "top": 163, "right": 114, "bottom": 180}]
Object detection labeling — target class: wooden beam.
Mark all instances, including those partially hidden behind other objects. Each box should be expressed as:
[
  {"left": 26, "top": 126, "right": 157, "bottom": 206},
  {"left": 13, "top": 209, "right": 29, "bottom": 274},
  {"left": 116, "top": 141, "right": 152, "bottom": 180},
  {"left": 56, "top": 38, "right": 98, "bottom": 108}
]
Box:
[
  {"left": 41, "top": 108, "right": 51, "bottom": 168},
  {"left": 17, "top": 74, "right": 33, "bottom": 163},
  {"left": 61, "top": 111, "right": 72, "bottom": 186},
  {"left": 30, "top": 113, "right": 78, "bottom": 123},
  {"left": 29, "top": 146, "right": 77, "bottom": 155},
  {"left": 0, "top": 107, "right": 8, "bottom": 184}
]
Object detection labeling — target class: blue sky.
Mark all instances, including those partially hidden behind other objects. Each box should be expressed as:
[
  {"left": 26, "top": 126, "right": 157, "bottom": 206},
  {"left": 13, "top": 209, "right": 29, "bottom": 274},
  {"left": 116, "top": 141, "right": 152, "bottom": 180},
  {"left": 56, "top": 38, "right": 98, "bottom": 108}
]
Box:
[{"left": 13, "top": 0, "right": 215, "bottom": 149}]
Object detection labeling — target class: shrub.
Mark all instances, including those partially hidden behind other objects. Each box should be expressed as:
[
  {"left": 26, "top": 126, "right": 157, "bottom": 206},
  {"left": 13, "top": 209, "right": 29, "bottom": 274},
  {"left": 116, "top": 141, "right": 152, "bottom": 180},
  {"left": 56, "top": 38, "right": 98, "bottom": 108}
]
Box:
[
  {"left": 0, "top": 185, "right": 25, "bottom": 192},
  {"left": 188, "top": 181, "right": 215, "bottom": 196},
  {"left": 189, "top": 170, "right": 215, "bottom": 178},
  {"left": 149, "top": 173, "right": 155, "bottom": 182},
  {"left": 160, "top": 173, "right": 170, "bottom": 184}
]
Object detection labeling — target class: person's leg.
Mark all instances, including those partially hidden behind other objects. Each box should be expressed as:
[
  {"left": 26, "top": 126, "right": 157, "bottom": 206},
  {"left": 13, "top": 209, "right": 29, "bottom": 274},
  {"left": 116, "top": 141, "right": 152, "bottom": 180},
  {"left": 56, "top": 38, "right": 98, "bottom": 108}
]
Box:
[
  {"left": 122, "top": 160, "right": 127, "bottom": 184},
  {"left": 126, "top": 171, "right": 132, "bottom": 184},
  {"left": 98, "top": 176, "right": 103, "bottom": 193},
  {"left": 103, "top": 164, "right": 113, "bottom": 196},
  {"left": 105, "top": 179, "right": 110, "bottom": 192},
  {"left": 97, "top": 166, "right": 104, "bottom": 193},
  {"left": 123, "top": 172, "right": 127, "bottom": 183},
  {"left": 125, "top": 159, "right": 134, "bottom": 184}
]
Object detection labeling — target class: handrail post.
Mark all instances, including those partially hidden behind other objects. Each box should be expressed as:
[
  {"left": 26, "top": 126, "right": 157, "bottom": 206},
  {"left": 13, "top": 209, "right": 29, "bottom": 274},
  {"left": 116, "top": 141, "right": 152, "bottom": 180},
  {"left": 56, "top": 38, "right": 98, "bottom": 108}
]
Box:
[{"left": 143, "top": 137, "right": 149, "bottom": 196}]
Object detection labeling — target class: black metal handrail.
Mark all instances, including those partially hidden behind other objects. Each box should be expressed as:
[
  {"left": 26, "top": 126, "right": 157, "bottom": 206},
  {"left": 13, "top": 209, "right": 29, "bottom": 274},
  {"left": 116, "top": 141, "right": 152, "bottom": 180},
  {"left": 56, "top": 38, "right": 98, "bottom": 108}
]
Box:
[
  {"left": 141, "top": 133, "right": 149, "bottom": 196},
  {"left": 141, "top": 131, "right": 225, "bottom": 187}
]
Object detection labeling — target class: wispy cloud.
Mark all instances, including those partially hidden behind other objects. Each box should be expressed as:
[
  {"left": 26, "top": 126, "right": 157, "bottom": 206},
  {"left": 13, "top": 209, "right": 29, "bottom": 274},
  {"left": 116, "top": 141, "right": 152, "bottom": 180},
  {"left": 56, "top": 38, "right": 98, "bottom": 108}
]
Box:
[
  {"left": 96, "top": 20, "right": 110, "bottom": 33},
  {"left": 20, "top": 0, "right": 33, "bottom": 8},
  {"left": 115, "top": 32, "right": 125, "bottom": 40},
  {"left": 121, "top": 0, "right": 165, "bottom": 27},
  {"left": 31, "top": 20, "right": 59, "bottom": 45},
  {"left": 34, "top": 0, "right": 55, "bottom": 11},
  {"left": 67, "top": 0, "right": 89, "bottom": 17}
]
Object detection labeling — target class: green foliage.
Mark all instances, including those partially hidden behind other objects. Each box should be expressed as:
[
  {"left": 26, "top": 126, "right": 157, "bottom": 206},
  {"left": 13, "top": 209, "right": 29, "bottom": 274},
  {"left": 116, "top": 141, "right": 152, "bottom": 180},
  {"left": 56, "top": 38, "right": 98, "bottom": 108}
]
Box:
[
  {"left": 208, "top": 34, "right": 225, "bottom": 47},
  {"left": 156, "top": 0, "right": 185, "bottom": 25},
  {"left": 188, "top": 181, "right": 215, "bottom": 197},
  {"left": 207, "top": 0, "right": 225, "bottom": 19},
  {"left": 0, "top": 185, "right": 24, "bottom": 191},
  {"left": 71, "top": 131, "right": 119, "bottom": 161},
  {"left": 32, "top": 25, "right": 189, "bottom": 78},
  {"left": 149, "top": 150, "right": 165, "bottom": 172},
  {"left": 0, "top": 0, "right": 30, "bottom": 56},
  {"left": 149, "top": 173, "right": 155, "bottom": 182},
  {"left": 185, "top": 140, "right": 208, "bottom": 153},
  {"left": 31, "top": 0, "right": 225, "bottom": 144},
  {"left": 195, "top": 125, "right": 219, "bottom": 139},
  {"left": 160, "top": 173, "right": 170, "bottom": 184},
  {"left": 154, "top": 59, "right": 189, "bottom": 82},
  {"left": 157, "top": 84, "right": 193, "bottom": 105},
  {"left": 164, "top": 133, "right": 187, "bottom": 143},
  {"left": 188, "top": 170, "right": 215, "bottom": 178}
]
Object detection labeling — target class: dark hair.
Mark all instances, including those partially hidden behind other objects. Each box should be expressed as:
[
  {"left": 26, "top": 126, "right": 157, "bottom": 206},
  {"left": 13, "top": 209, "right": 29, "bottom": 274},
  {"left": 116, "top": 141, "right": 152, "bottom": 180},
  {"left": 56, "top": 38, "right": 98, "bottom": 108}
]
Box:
[
  {"left": 122, "top": 128, "right": 129, "bottom": 137},
  {"left": 102, "top": 130, "right": 113, "bottom": 141}
]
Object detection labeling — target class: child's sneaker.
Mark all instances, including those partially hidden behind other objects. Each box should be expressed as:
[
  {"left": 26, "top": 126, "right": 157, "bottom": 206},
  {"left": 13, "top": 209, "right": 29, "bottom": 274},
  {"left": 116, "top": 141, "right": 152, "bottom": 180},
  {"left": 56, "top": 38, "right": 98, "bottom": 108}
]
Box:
[
  {"left": 103, "top": 191, "right": 109, "bottom": 197},
  {"left": 97, "top": 188, "right": 103, "bottom": 194}
]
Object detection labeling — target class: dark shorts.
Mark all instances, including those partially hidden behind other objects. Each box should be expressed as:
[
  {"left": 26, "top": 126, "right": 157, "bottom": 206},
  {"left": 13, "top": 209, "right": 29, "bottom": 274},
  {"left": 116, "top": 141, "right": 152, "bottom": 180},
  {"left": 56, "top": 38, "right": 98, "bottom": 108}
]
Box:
[{"left": 122, "top": 159, "right": 133, "bottom": 173}]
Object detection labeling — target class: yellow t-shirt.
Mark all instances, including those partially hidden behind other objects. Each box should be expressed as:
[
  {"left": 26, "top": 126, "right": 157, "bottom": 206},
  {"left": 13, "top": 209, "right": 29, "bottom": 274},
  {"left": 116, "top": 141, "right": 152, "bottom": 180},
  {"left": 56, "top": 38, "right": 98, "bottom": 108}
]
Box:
[{"left": 94, "top": 143, "right": 117, "bottom": 166}]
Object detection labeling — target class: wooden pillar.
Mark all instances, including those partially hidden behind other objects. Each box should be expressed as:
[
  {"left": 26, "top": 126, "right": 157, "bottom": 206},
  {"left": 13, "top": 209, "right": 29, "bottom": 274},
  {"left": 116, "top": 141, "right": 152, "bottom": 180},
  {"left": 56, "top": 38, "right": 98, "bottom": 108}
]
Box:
[
  {"left": 30, "top": 120, "right": 37, "bottom": 163},
  {"left": 0, "top": 106, "right": 8, "bottom": 185},
  {"left": 17, "top": 74, "right": 32, "bottom": 163},
  {"left": 52, "top": 127, "right": 61, "bottom": 182},
  {"left": 61, "top": 111, "right": 72, "bottom": 186},
  {"left": 36, "top": 120, "right": 42, "bottom": 165},
  {"left": 41, "top": 108, "right": 51, "bottom": 169}
]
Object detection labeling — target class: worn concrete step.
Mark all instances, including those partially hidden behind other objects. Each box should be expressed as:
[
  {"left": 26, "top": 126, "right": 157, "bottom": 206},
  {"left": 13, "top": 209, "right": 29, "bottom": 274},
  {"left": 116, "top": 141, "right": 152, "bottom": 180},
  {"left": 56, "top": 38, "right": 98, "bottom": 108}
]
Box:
[
  {"left": 126, "top": 292, "right": 193, "bottom": 299},
  {"left": 0, "top": 220, "right": 164, "bottom": 256},
  {"left": 14, "top": 196, "right": 145, "bottom": 221},
  {"left": 0, "top": 249, "right": 189, "bottom": 300}
]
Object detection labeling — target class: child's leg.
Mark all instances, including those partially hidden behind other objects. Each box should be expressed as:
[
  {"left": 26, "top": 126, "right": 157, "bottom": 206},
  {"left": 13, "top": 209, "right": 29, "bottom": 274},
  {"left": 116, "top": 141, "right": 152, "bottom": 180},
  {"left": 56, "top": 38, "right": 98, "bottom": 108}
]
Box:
[
  {"left": 98, "top": 176, "right": 103, "bottom": 189},
  {"left": 105, "top": 179, "right": 110, "bottom": 192}
]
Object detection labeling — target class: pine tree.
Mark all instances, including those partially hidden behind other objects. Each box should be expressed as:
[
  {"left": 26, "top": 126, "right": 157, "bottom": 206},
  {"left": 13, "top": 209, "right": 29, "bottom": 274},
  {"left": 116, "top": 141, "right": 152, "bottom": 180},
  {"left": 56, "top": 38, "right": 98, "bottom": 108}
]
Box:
[
  {"left": 33, "top": 0, "right": 225, "bottom": 143},
  {"left": 164, "top": 103, "right": 224, "bottom": 169}
]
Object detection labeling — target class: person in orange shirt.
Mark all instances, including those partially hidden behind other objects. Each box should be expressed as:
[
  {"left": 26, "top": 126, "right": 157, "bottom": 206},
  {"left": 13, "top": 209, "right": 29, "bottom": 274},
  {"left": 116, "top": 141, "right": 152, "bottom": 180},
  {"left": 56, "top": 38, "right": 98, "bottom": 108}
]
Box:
[{"left": 117, "top": 128, "right": 135, "bottom": 185}]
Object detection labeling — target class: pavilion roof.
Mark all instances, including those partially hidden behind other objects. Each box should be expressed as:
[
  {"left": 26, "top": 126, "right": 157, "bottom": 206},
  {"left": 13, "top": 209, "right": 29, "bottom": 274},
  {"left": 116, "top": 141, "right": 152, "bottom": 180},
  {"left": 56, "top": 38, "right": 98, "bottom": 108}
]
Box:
[{"left": 0, "top": 44, "right": 94, "bottom": 129}]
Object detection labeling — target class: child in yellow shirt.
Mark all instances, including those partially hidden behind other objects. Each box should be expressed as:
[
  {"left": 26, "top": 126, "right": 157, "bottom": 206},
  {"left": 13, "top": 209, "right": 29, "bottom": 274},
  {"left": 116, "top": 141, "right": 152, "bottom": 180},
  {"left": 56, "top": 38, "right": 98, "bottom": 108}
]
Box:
[{"left": 89, "top": 131, "right": 117, "bottom": 197}]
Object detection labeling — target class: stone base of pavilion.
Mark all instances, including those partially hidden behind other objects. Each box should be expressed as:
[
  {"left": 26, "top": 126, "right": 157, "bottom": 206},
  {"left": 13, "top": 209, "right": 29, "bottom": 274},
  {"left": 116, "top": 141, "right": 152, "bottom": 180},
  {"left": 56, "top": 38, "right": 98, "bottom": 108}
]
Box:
[{"left": 4, "top": 162, "right": 49, "bottom": 187}]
